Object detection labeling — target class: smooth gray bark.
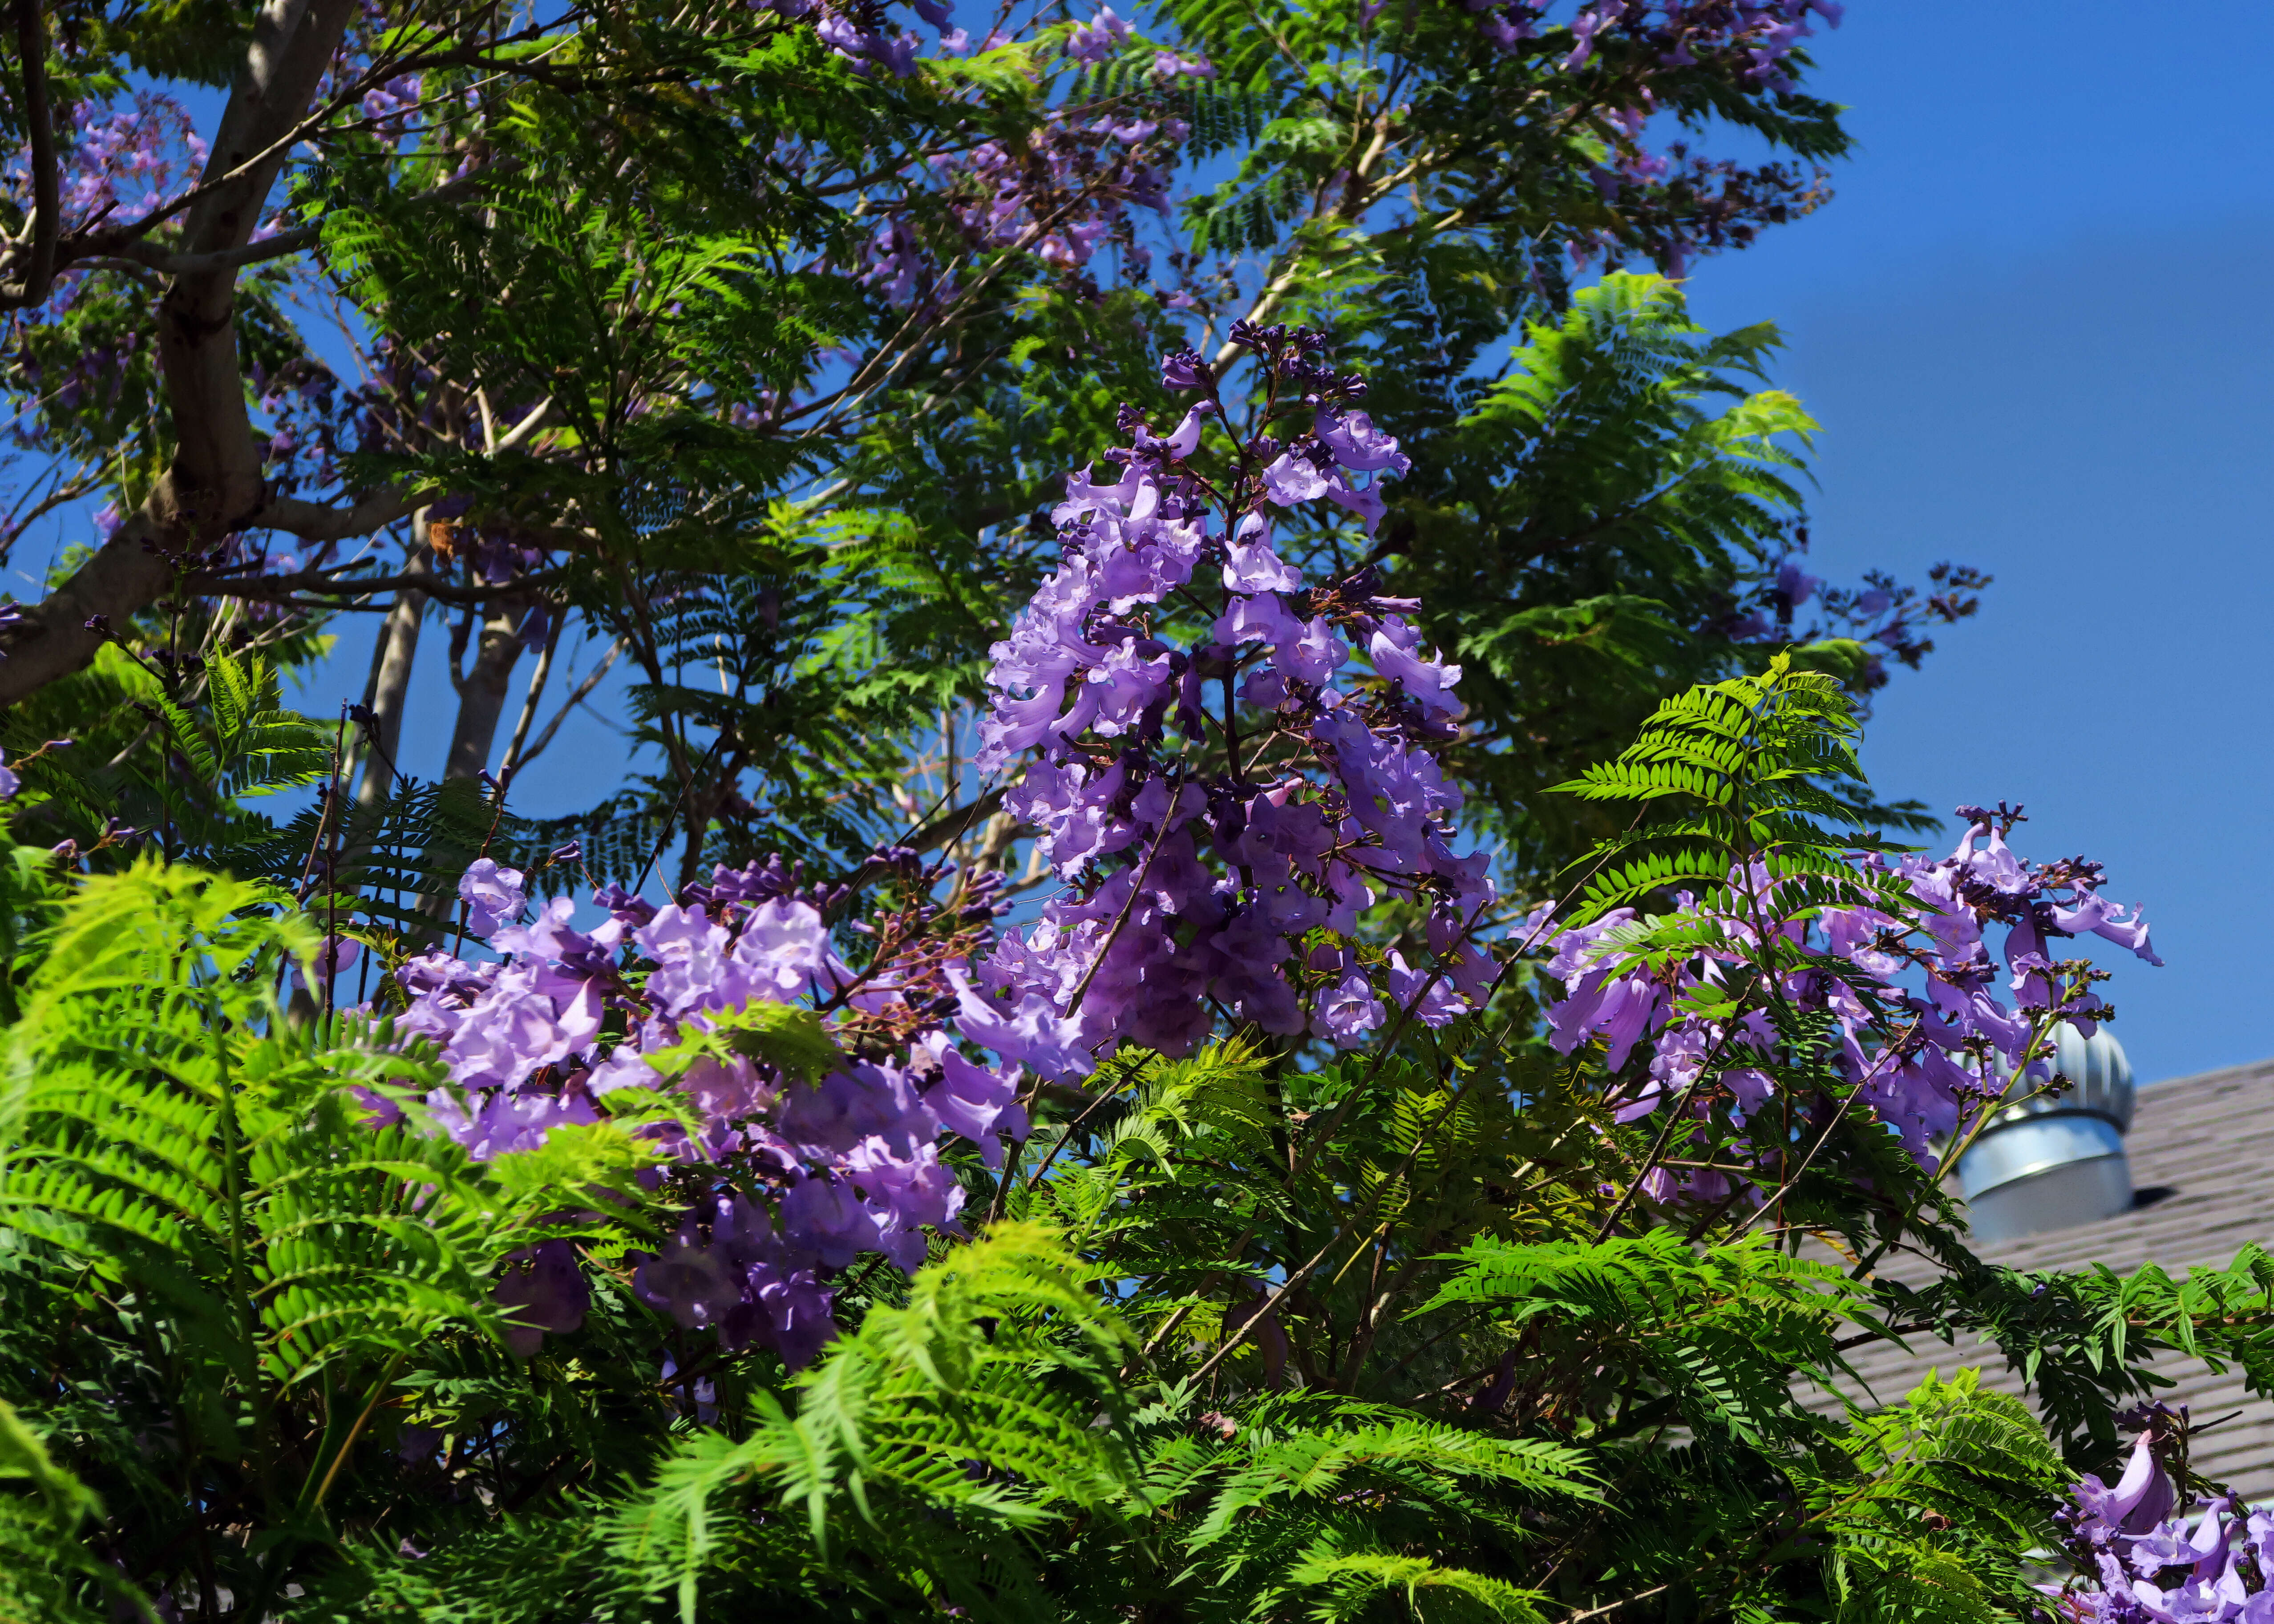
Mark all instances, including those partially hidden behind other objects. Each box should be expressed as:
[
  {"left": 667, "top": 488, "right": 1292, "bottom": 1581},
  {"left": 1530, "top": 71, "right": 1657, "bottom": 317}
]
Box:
[
  {"left": 355, "top": 547, "right": 431, "bottom": 808},
  {"left": 442, "top": 605, "right": 524, "bottom": 784}
]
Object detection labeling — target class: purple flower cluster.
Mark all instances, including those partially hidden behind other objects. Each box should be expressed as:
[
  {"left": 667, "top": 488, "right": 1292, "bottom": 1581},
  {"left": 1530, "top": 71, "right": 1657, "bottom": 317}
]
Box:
[
  {"left": 1449, "top": 3, "right": 1846, "bottom": 280},
  {"left": 493, "top": 1240, "right": 589, "bottom": 1358},
  {"left": 2058, "top": 1417, "right": 2274, "bottom": 1624},
  {"left": 38, "top": 93, "right": 209, "bottom": 231},
  {"left": 0, "top": 94, "right": 219, "bottom": 454},
  {"left": 358, "top": 73, "right": 425, "bottom": 146},
  {"left": 943, "top": 113, "right": 1176, "bottom": 276},
  {"left": 748, "top": 0, "right": 927, "bottom": 77},
  {"left": 1720, "top": 553, "right": 1991, "bottom": 697},
  {"left": 1466, "top": 0, "right": 1548, "bottom": 53},
  {"left": 1060, "top": 4, "right": 1217, "bottom": 74},
  {"left": 382, "top": 851, "right": 1028, "bottom": 1368},
  {"left": 8, "top": 326, "right": 148, "bottom": 450},
  {"left": 967, "top": 331, "right": 1496, "bottom": 1076},
  {"left": 1538, "top": 807, "right": 2159, "bottom": 1207},
  {"left": 848, "top": 23, "right": 1196, "bottom": 309},
  {"left": 1065, "top": 5, "right": 1132, "bottom": 62},
  {"left": 1465, "top": 0, "right": 1844, "bottom": 89}
]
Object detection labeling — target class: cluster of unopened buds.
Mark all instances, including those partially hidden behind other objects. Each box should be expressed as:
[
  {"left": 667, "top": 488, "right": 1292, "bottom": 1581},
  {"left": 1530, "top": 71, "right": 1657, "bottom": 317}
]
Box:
[{"left": 1537, "top": 804, "right": 2159, "bottom": 1208}]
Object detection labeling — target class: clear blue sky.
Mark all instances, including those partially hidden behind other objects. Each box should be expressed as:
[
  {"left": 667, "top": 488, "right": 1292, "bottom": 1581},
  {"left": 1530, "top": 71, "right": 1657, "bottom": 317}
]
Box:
[{"left": 295, "top": 1, "right": 2273, "bottom": 1084}]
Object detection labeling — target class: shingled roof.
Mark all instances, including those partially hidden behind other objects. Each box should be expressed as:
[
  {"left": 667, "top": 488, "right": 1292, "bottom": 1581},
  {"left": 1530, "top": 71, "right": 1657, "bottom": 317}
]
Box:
[{"left": 1809, "top": 1057, "right": 2274, "bottom": 1498}]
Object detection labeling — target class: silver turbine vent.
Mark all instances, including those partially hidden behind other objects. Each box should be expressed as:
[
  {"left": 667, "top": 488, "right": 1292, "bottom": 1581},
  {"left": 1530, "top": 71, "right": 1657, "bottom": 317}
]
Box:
[{"left": 1955, "top": 1023, "right": 2136, "bottom": 1243}]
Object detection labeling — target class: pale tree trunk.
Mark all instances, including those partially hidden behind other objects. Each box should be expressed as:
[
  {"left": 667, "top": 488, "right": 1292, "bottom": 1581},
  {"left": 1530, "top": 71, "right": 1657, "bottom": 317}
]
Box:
[
  {"left": 355, "top": 545, "right": 429, "bottom": 808},
  {"left": 443, "top": 605, "right": 525, "bottom": 784},
  {"left": 413, "top": 603, "right": 522, "bottom": 925}
]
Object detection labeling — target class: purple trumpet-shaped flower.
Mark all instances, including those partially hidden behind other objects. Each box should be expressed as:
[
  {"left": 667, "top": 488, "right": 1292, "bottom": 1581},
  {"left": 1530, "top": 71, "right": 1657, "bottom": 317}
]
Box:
[
  {"left": 2051, "top": 1412, "right": 2274, "bottom": 1622},
  {"left": 1315, "top": 404, "right": 1411, "bottom": 476},
  {"left": 922, "top": 1044, "right": 1028, "bottom": 1167},
  {"left": 635, "top": 1227, "right": 750, "bottom": 1331},
  {"left": 458, "top": 857, "right": 527, "bottom": 937},
  {"left": 294, "top": 933, "right": 360, "bottom": 994},
  {"left": 1064, "top": 5, "right": 1131, "bottom": 61},
  {"left": 1311, "top": 970, "right": 1385, "bottom": 1048},
  {"left": 1261, "top": 451, "right": 1331, "bottom": 506},
  {"left": 494, "top": 1240, "right": 589, "bottom": 1357},
  {"left": 741, "top": 1249, "right": 837, "bottom": 1369}
]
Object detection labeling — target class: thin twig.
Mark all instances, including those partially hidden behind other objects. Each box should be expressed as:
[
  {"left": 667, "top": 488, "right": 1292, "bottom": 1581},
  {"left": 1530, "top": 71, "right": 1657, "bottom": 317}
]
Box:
[
  {"left": 1564, "top": 1584, "right": 1671, "bottom": 1624},
  {"left": 1728, "top": 1017, "right": 1923, "bottom": 1243},
  {"left": 512, "top": 634, "right": 624, "bottom": 770},
  {"left": 1020, "top": 1062, "right": 1145, "bottom": 1194},
  {"left": 495, "top": 600, "right": 566, "bottom": 785},
  {"left": 633, "top": 731, "right": 729, "bottom": 896}
]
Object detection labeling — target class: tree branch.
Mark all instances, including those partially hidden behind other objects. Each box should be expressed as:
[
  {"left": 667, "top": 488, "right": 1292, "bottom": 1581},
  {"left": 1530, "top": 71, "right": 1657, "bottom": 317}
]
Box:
[
  {"left": 0, "top": 0, "right": 57, "bottom": 310},
  {"left": 513, "top": 635, "right": 626, "bottom": 772},
  {"left": 91, "top": 157, "right": 519, "bottom": 280},
  {"left": 259, "top": 489, "right": 424, "bottom": 543},
  {"left": 60, "top": 22, "right": 522, "bottom": 263},
  {"left": 109, "top": 225, "right": 320, "bottom": 277},
  {"left": 831, "top": 789, "right": 1008, "bottom": 896},
  {"left": 188, "top": 564, "right": 570, "bottom": 607}
]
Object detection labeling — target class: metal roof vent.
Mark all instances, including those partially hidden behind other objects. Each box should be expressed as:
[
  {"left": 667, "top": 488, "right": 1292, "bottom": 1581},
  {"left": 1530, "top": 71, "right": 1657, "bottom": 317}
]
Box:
[{"left": 1956, "top": 1023, "right": 2136, "bottom": 1242}]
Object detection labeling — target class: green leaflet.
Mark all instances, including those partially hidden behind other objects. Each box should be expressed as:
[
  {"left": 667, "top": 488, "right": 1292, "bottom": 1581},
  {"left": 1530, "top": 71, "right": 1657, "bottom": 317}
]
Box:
[
  {"left": 1548, "top": 653, "right": 1913, "bottom": 925},
  {"left": 1421, "top": 1229, "right": 1873, "bottom": 1448},
  {"left": 646, "top": 1000, "right": 845, "bottom": 1087},
  {"left": 607, "top": 1222, "right": 1139, "bottom": 1620},
  {"left": 0, "top": 1395, "right": 153, "bottom": 1623}
]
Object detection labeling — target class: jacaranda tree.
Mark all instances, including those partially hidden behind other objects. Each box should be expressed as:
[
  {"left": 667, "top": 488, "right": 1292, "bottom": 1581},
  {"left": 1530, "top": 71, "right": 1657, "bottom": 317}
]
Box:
[{"left": 0, "top": 4, "right": 2255, "bottom": 1623}]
